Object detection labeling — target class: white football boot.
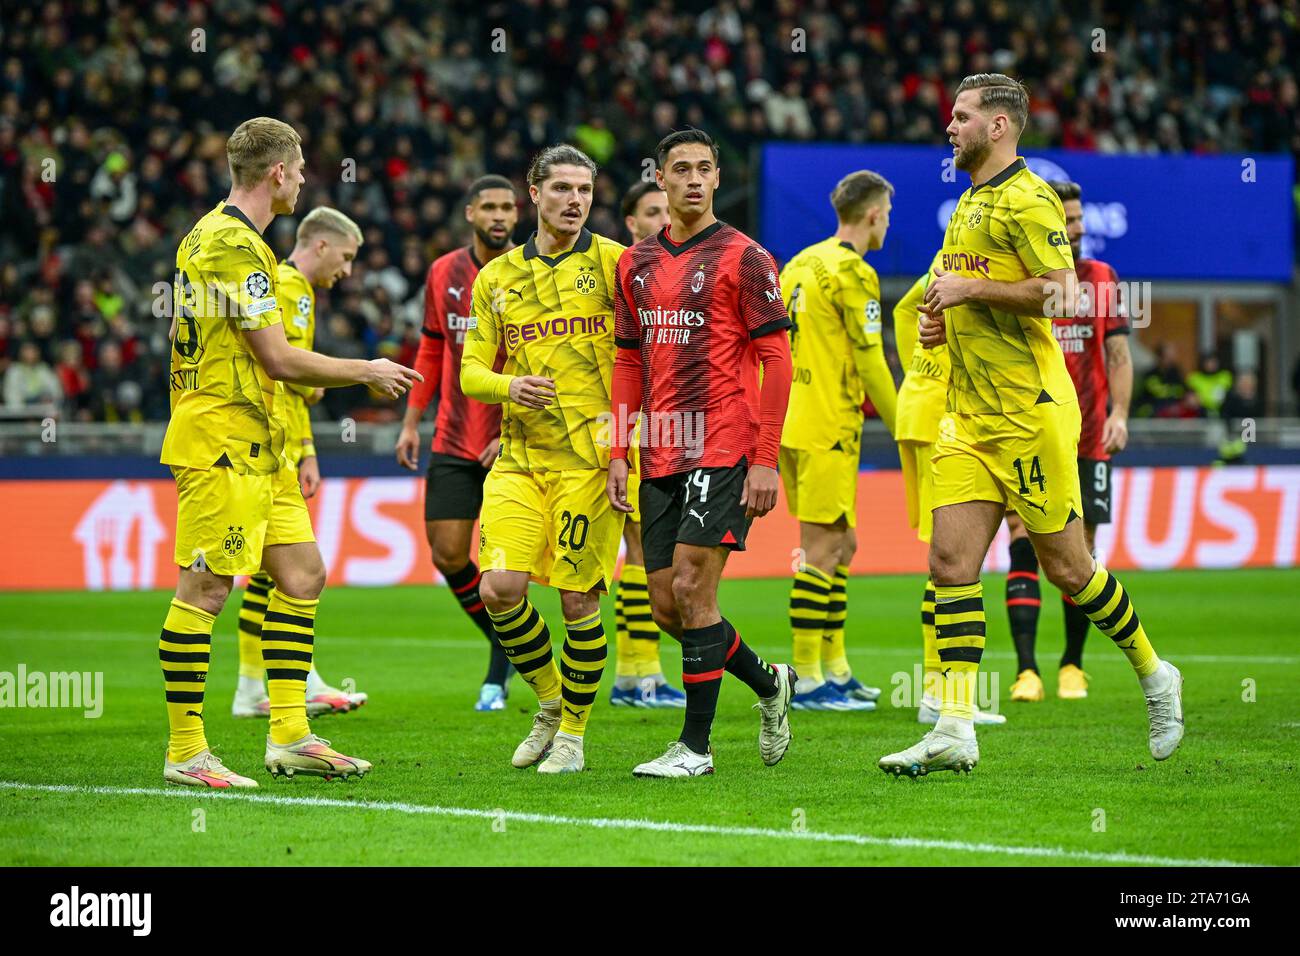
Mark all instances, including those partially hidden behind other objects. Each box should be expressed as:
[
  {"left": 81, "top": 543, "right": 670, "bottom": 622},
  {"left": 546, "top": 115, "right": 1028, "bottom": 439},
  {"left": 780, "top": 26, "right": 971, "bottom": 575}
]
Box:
[
  {"left": 633, "top": 741, "right": 715, "bottom": 778},
  {"left": 754, "top": 663, "right": 796, "bottom": 766},
  {"left": 879, "top": 729, "right": 979, "bottom": 778},
  {"left": 512, "top": 703, "right": 561, "bottom": 768},
  {"left": 265, "top": 734, "right": 371, "bottom": 780},
  {"left": 164, "top": 749, "right": 258, "bottom": 788},
  {"left": 536, "top": 732, "right": 584, "bottom": 774},
  {"left": 1142, "top": 661, "right": 1184, "bottom": 760}
]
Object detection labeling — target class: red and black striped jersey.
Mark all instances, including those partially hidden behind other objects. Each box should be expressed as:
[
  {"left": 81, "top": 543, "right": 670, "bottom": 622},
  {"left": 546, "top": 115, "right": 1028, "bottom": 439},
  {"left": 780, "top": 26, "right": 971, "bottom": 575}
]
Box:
[
  {"left": 613, "top": 222, "right": 790, "bottom": 478},
  {"left": 1052, "top": 257, "right": 1128, "bottom": 460},
  {"left": 409, "top": 247, "right": 504, "bottom": 461}
]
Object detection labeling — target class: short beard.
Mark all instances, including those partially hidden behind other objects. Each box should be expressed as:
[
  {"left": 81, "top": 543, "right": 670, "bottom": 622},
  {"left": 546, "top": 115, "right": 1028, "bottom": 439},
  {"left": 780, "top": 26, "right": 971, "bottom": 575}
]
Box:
[
  {"left": 954, "top": 129, "right": 991, "bottom": 172},
  {"left": 475, "top": 225, "right": 510, "bottom": 250}
]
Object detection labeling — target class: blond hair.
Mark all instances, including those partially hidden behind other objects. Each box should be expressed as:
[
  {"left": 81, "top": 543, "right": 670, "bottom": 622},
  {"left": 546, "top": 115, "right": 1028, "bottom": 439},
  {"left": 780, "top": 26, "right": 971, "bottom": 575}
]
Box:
[
  {"left": 296, "top": 206, "right": 364, "bottom": 245},
  {"left": 830, "top": 170, "right": 894, "bottom": 224},
  {"left": 226, "top": 117, "right": 301, "bottom": 188}
]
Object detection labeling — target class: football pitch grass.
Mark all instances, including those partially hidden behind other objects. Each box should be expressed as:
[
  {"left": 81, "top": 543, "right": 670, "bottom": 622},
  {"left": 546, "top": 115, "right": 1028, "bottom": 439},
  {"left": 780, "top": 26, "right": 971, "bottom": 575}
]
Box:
[{"left": 1, "top": 569, "right": 1296, "bottom": 867}]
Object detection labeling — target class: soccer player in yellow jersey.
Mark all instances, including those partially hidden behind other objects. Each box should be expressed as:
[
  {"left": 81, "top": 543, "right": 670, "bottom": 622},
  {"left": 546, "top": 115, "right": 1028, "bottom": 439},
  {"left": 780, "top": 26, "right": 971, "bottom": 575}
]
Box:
[
  {"left": 159, "top": 118, "right": 419, "bottom": 788},
  {"left": 460, "top": 145, "right": 626, "bottom": 774},
  {"left": 879, "top": 75, "right": 1183, "bottom": 777},
  {"left": 230, "top": 206, "right": 370, "bottom": 721},
  {"left": 607, "top": 181, "right": 687, "bottom": 710},
  {"left": 893, "top": 261, "right": 1006, "bottom": 728},
  {"left": 779, "top": 170, "right": 898, "bottom": 712}
]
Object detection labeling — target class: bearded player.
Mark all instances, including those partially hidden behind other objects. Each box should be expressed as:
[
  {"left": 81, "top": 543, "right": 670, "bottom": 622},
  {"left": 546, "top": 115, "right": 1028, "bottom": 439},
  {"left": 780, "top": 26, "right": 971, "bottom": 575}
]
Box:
[
  {"left": 1003, "top": 179, "right": 1134, "bottom": 703},
  {"left": 230, "top": 206, "right": 370, "bottom": 721},
  {"left": 608, "top": 180, "right": 686, "bottom": 709},
  {"left": 461, "top": 145, "right": 626, "bottom": 774},
  {"left": 879, "top": 75, "right": 1182, "bottom": 777},
  {"left": 160, "top": 118, "right": 419, "bottom": 788},
  {"left": 609, "top": 128, "right": 796, "bottom": 778},
  {"left": 397, "top": 175, "right": 520, "bottom": 713},
  {"left": 779, "top": 170, "right": 897, "bottom": 713}
]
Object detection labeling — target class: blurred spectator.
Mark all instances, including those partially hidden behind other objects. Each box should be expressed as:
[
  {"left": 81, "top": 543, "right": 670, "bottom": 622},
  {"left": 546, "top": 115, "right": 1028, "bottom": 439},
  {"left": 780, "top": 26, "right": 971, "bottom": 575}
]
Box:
[
  {"left": 89, "top": 340, "right": 141, "bottom": 423},
  {"left": 1221, "top": 370, "right": 1263, "bottom": 422},
  {"left": 1, "top": 0, "right": 1296, "bottom": 422},
  {"left": 1136, "top": 343, "right": 1188, "bottom": 418},
  {"left": 54, "top": 339, "right": 92, "bottom": 418},
  {"left": 1187, "top": 353, "right": 1233, "bottom": 416},
  {"left": 4, "top": 340, "right": 61, "bottom": 410}
]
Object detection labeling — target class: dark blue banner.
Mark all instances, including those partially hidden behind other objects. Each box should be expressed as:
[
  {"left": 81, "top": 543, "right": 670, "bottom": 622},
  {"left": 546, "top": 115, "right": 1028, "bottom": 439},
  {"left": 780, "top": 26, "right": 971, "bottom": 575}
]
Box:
[{"left": 758, "top": 144, "right": 1294, "bottom": 282}]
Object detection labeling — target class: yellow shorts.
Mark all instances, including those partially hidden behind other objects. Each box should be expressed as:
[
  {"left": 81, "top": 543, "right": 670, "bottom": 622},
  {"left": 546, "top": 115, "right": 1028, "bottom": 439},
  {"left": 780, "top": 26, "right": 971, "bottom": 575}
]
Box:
[
  {"left": 931, "top": 401, "right": 1083, "bottom": 535},
  {"left": 479, "top": 468, "right": 625, "bottom": 592},
  {"left": 779, "top": 441, "right": 859, "bottom": 528},
  {"left": 172, "top": 462, "right": 315, "bottom": 576},
  {"left": 899, "top": 439, "right": 935, "bottom": 544}
]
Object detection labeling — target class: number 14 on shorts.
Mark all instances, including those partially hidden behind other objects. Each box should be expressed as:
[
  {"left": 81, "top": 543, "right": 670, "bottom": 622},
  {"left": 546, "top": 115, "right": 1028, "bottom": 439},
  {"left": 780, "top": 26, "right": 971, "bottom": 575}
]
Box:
[{"left": 1012, "top": 455, "right": 1045, "bottom": 496}]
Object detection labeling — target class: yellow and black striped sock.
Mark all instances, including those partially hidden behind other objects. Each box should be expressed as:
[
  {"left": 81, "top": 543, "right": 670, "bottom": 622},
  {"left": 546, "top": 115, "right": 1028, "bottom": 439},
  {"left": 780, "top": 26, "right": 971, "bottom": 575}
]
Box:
[
  {"left": 790, "top": 565, "right": 832, "bottom": 684},
  {"left": 921, "top": 578, "right": 940, "bottom": 701},
  {"left": 160, "top": 598, "right": 214, "bottom": 763},
  {"left": 822, "top": 563, "right": 851, "bottom": 680},
  {"left": 490, "top": 598, "right": 561, "bottom": 704},
  {"left": 236, "top": 571, "right": 271, "bottom": 679},
  {"left": 1071, "top": 565, "right": 1158, "bottom": 678},
  {"left": 623, "top": 564, "right": 663, "bottom": 679},
  {"left": 935, "top": 582, "right": 985, "bottom": 721},
  {"left": 613, "top": 575, "right": 636, "bottom": 682},
  {"left": 559, "top": 610, "right": 606, "bottom": 738},
  {"left": 261, "top": 589, "right": 317, "bottom": 745}
]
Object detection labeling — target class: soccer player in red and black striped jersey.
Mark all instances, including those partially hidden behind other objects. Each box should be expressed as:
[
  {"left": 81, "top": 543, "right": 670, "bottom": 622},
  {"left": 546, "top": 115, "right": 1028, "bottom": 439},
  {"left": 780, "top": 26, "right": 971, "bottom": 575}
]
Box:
[
  {"left": 1004, "top": 179, "right": 1134, "bottom": 703},
  {"left": 607, "top": 129, "right": 797, "bottom": 778},
  {"left": 396, "top": 174, "right": 519, "bottom": 712}
]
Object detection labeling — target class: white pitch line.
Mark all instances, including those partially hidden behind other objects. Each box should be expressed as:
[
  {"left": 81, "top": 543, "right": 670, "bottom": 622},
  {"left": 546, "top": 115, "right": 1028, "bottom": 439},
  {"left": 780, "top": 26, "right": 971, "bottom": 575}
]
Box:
[
  {"left": 0, "top": 780, "right": 1263, "bottom": 868},
  {"left": 2, "top": 631, "right": 1297, "bottom": 666}
]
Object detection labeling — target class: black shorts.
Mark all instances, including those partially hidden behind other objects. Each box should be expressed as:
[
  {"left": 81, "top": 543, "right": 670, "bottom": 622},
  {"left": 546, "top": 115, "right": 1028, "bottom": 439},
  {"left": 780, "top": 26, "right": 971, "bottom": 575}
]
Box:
[
  {"left": 640, "top": 459, "right": 752, "bottom": 574},
  {"left": 424, "top": 453, "right": 490, "bottom": 521},
  {"left": 1079, "top": 457, "right": 1112, "bottom": 525}
]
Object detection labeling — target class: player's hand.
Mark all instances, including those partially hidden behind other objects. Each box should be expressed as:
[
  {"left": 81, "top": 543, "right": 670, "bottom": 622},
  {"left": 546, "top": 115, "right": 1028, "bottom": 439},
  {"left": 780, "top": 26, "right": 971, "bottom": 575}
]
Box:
[
  {"left": 298, "top": 455, "right": 321, "bottom": 499},
  {"left": 918, "top": 310, "right": 947, "bottom": 348},
  {"left": 365, "top": 358, "right": 422, "bottom": 399},
  {"left": 740, "top": 464, "right": 779, "bottom": 519},
  {"left": 607, "top": 458, "right": 634, "bottom": 513},
  {"left": 509, "top": 375, "right": 556, "bottom": 409},
  {"left": 396, "top": 425, "right": 421, "bottom": 471},
  {"left": 308, "top": 387, "right": 326, "bottom": 406},
  {"left": 1103, "top": 414, "right": 1129, "bottom": 454},
  {"left": 478, "top": 437, "right": 500, "bottom": 469},
  {"left": 923, "top": 268, "right": 973, "bottom": 314}
]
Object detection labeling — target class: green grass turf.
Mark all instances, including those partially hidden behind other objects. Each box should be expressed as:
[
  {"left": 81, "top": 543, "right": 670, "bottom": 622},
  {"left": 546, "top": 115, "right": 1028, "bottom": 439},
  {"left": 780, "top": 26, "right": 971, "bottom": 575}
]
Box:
[{"left": 0, "top": 569, "right": 1297, "bottom": 867}]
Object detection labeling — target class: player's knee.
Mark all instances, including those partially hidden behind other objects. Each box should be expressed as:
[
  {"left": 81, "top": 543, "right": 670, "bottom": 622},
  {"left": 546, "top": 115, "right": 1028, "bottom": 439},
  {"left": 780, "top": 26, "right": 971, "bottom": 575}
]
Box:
[
  {"left": 559, "top": 589, "right": 599, "bottom": 621},
  {"left": 840, "top": 528, "right": 858, "bottom": 564},
  {"left": 479, "top": 571, "right": 524, "bottom": 613},
  {"left": 275, "top": 561, "right": 326, "bottom": 600},
  {"left": 1040, "top": 553, "right": 1091, "bottom": 596},
  {"left": 927, "top": 542, "right": 968, "bottom": 587},
  {"left": 649, "top": 586, "right": 681, "bottom": 635},
  {"left": 179, "top": 574, "right": 230, "bottom": 616}
]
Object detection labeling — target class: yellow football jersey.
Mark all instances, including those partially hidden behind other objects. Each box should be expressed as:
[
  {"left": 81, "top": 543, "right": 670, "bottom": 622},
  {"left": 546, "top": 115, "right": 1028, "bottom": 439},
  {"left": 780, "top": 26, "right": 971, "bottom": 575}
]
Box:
[
  {"left": 461, "top": 228, "right": 625, "bottom": 473},
  {"left": 780, "top": 237, "right": 896, "bottom": 450},
  {"left": 161, "top": 202, "right": 286, "bottom": 475},
  {"left": 893, "top": 260, "right": 950, "bottom": 445},
  {"left": 276, "top": 260, "right": 316, "bottom": 462},
  {"left": 939, "top": 157, "right": 1077, "bottom": 415}
]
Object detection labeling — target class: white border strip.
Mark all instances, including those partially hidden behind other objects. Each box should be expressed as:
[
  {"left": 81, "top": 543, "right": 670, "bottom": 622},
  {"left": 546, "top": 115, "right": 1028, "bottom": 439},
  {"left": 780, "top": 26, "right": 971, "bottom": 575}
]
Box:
[{"left": 0, "top": 780, "right": 1262, "bottom": 867}]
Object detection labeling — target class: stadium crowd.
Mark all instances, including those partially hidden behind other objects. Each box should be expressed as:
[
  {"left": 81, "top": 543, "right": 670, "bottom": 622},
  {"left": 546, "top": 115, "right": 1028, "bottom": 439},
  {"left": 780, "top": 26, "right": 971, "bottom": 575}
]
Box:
[{"left": 1, "top": 0, "right": 1296, "bottom": 421}]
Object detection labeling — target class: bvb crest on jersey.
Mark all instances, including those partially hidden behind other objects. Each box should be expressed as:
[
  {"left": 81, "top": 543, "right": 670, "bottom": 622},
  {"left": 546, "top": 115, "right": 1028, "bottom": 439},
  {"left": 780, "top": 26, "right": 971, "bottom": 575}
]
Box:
[
  {"left": 966, "top": 206, "right": 983, "bottom": 228},
  {"left": 574, "top": 267, "right": 597, "bottom": 295},
  {"left": 222, "top": 525, "right": 246, "bottom": 557}
]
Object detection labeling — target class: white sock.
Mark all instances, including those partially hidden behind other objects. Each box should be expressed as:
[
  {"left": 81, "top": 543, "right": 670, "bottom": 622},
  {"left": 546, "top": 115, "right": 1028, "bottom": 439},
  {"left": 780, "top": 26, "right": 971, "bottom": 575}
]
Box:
[
  {"left": 935, "top": 715, "right": 976, "bottom": 739},
  {"left": 305, "top": 668, "right": 327, "bottom": 696},
  {"left": 614, "top": 676, "right": 639, "bottom": 690},
  {"left": 794, "top": 677, "right": 825, "bottom": 694},
  {"left": 1139, "top": 660, "right": 1170, "bottom": 695},
  {"left": 237, "top": 675, "right": 265, "bottom": 698}
]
